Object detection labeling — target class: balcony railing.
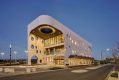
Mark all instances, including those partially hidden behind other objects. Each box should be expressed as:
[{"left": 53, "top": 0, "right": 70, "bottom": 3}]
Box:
[
  {"left": 45, "top": 51, "right": 65, "bottom": 56},
  {"left": 44, "top": 34, "right": 64, "bottom": 47},
  {"left": 44, "top": 42, "right": 64, "bottom": 49}
]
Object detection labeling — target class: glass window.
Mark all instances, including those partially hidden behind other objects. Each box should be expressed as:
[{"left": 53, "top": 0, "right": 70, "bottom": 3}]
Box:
[
  {"left": 31, "top": 44, "right": 34, "bottom": 49},
  {"left": 36, "top": 50, "right": 38, "bottom": 53},
  {"left": 39, "top": 50, "right": 41, "bottom": 53},
  {"left": 72, "top": 40, "right": 74, "bottom": 43},
  {"left": 31, "top": 37, "right": 34, "bottom": 41},
  {"left": 72, "top": 50, "right": 74, "bottom": 54},
  {"left": 75, "top": 50, "right": 77, "bottom": 54}
]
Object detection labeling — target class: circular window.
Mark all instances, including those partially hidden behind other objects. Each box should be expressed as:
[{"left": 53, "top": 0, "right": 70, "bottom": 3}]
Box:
[
  {"left": 41, "top": 28, "right": 53, "bottom": 34},
  {"left": 36, "top": 46, "right": 37, "bottom": 49},
  {"left": 31, "top": 45, "right": 34, "bottom": 49},
  {"left": 39, "top": 26, "right": 55, "bottom": 34},
  {"left": 31, "top": 37, "right": 34, "bottom": 41},
  {"left": 36, "top": 36, "right": 38, "bottom": 40},
  {"left": 36, "top": 50, "right": 38, "bottom": 53}
]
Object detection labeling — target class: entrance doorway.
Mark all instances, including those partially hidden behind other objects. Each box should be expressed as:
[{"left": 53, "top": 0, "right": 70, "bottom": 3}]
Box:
[{"left": 31, "top": 56, "right": 38, "bottom": 65}]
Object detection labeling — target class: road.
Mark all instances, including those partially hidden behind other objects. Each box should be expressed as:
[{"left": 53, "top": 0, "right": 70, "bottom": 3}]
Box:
[{"left": 0, "top": 65, "right": 113, "bottom": 80}]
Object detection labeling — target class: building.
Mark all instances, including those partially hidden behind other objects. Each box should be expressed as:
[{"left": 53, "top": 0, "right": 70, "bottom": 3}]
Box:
[{"left": 27, "top": 15, "right": 93, "bottom": 66}]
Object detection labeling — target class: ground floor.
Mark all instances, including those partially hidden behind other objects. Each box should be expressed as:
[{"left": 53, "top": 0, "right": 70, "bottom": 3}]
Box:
[
  {"left": 30, "top": 55, "right": 93, "bottom": 66},
  {"left": 68, "top": 55, "right": 93, "bottom": 66},
  {"left": 45, "top": 55, "right": 64, "bottom": 65},
  {"left": 68, "top": 58, "right": 92, "bottom": 66}
]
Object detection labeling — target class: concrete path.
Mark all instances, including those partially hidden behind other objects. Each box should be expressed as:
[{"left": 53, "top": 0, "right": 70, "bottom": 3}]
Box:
[
  {"left": 71, "top": 64, "right": 109, "bottom": 73},
  {"left": 0, "top": 64, "right": 112, "bottom": 78},
  {"left": 0, "top": 64, "right": 114, "bottom": 80}
]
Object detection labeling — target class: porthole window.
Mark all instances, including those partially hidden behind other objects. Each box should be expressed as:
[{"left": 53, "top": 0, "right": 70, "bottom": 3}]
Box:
[
  {"left": 39, "top": 50, "right": 41, "bottom": 53},
  {"left": 36, "top": 50, "right": 38, "bottom": 53},
  {"left": 36, "top": 36, "right": 38, "bottom": 40},
  {"left": 31, "top": 37, "right": 34, "bottom": 41},
  {"left": 31, "top": 44, "right": 34, "bottom": 49}
]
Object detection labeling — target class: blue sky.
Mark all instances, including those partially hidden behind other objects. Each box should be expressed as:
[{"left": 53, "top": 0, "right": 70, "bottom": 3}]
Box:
[{"left": 0, "top": 0, "right": 119, "bottom": 60}]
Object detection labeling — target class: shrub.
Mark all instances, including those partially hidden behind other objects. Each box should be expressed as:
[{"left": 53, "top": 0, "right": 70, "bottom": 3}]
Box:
[
  {"left": 49, "top": 67, "right": 63, "bottom": 70},
  {"left": 111, "top": 72, "right": 118, "bottom": 78}
]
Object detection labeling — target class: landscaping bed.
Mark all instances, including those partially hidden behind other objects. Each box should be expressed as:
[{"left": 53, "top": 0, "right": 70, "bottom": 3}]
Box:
[
  {"left": 49, "top": 67, "right": 63, "bottom": 70},
  {"left": 111, "top": 71, "right": 118, "bottom": 78}
]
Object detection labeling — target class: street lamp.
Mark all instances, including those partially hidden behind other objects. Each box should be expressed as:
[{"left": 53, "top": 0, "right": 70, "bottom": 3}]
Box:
[
  {"left": 101, "top": 48, "right": 110, "bottom": 60},
  {"left": 106, "top": 48, "right": 110, "bottom": 52},
  {"left": 9, "top": 44, "right": 12, "bottom": 65},
  {"left": 24, "top": 50, "right": 28, "bottom": 54},
  {"left": 24, "top": 50, "right": 28, "bottom": 64},
  {"left": 13, "top": 51, "right": 17, "bottom": 63},
  {"left": 0, "top": 52, "right": 5, "bottom": 60}
]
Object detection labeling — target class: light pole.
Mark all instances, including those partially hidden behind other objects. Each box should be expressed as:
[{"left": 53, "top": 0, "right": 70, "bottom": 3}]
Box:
[
  {"left": 9, "top": 44, "right": 12, "bottom": 65},
  {"left": 24, "top": 50, "right": 28, "bottom": 54},
  {"left": 13, "top": 51, "right": 17, "bottom": 63},
  {"left": 24, "top": 50, "right": 28, "bottom": 64},
  {"left": 100, "top": 48, "right": 110, "bottom": 62},
  {"left": 0, "top": 52, "right": 5, "bottom": 60},
  {"left": 101, "top": 48, "right": 110, "bottom": 60}
]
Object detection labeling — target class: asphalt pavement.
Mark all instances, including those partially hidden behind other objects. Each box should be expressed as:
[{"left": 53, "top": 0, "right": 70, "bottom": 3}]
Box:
[{"left": 0, "top": 64, "right": 114, "bottom": 80}]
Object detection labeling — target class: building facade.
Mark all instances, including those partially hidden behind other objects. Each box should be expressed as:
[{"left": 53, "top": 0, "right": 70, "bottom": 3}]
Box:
[{"left": 27, "top": 15, "right": 93, "bottom": 66}]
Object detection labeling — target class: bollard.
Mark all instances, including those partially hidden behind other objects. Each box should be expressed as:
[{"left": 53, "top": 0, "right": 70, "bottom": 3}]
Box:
[
  {"left": 4, "top": 68, "right": 14, "bottom": 73},
  {"left": 31, "top": 68, "right": 36, "bottom": 72},
  {"left": 26, "top": 68, "right": 31, "bottom": 73},
  {"left": 0, "top": 68, "right": 3, "bottom": 72}
]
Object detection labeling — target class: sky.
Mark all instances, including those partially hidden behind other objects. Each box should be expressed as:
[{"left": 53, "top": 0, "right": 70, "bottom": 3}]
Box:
[{"left": 0, "top": 0, "right": 119, "bottom": 60}]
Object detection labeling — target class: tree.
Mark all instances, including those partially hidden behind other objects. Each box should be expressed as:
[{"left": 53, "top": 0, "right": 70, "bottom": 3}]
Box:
[
  {"left": 112, "top": 42, "right": 119, "bottom": 65},
  {"left": 112, "top": 42, "right": 119, "bottom": 59}
]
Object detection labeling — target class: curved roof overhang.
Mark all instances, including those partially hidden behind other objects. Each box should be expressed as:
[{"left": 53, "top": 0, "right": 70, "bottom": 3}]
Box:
[
  {"left": 30, "top": 24, "right": 63, "bottom": 39},
  {"left": 28, "top": 15, "right": 92, "bottom": 47}
]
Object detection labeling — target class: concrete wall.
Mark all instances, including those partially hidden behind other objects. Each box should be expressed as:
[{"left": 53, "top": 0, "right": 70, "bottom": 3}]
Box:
[{"left": 28, "top": 33, "right": 45, "bottom": 65}]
